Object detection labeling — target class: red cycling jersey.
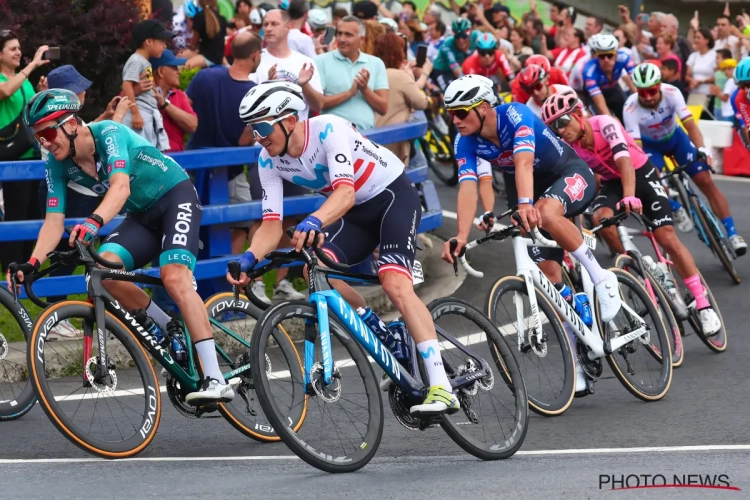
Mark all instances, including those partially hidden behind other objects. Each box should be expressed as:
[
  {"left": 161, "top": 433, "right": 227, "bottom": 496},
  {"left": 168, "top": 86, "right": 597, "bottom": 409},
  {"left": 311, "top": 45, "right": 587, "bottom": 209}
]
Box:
[
  {"left": 462, "top": 51, "right": 515, "bottom": 80},
  {"left": 732, "top": 87, "right": 750, "bottom": 128},
  {"left": 512, "top": 67, "right": 569, "bottom": 103}
]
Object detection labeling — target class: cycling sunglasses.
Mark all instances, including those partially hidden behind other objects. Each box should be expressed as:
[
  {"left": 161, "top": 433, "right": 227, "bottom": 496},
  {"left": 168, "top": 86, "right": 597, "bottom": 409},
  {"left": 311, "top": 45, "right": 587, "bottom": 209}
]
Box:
[
  {"left": 637, "top": 86, "right": 661, "bottom": 98},
  {"left": 247, "top": 113, "right": 295, "bottom": 139},
  {"left": 455, "top": 30, "right": 471, "bottom": 39},
  {"left": 447, "top": 101, "right": 482, "bottom": 120},
  {"left": 596, "top": 52, "right": 616, "bottom": 60},
  {"left": 521, "top": 81, "right": 545, "bottom": 93},
  {"left": 477, "top": 48, "right": 496, "bottom": 57},
  {"left": 32, "top": 116, "right": 73, "bottom": 145},
  {"left": 548, "top": 113, "right": 573, "bottom": 132}
]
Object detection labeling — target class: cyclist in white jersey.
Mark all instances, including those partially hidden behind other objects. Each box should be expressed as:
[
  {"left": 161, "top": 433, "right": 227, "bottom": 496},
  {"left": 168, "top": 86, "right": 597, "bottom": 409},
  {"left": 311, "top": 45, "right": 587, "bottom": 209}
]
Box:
[
  {"left": 228, "top": 81, "right": 461, "bottom": 416},
  {"left": 623, "top": 63, "right": 746, "bottom": 255}
]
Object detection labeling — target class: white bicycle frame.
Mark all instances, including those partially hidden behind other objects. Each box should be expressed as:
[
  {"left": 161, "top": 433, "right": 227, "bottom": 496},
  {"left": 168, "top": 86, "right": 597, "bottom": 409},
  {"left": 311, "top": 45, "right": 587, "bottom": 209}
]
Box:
[{"left": 461, "top": 228, "right": 650, "bottom": 361}]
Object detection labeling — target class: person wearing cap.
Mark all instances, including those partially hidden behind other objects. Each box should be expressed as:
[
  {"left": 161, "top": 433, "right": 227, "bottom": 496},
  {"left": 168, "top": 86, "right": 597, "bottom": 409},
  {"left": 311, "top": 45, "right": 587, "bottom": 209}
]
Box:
[
  {"left": 121, "top": 19, "right": 174, "bottom": 151},
  {"left": 711, "top": 58, "right": 738, "bottom": 122},
  {"left": 150, "top": 50, "right": 197, "bottom": 152},
  {"left": 351, "top": 0, "right": 378, "bottom": 21}
]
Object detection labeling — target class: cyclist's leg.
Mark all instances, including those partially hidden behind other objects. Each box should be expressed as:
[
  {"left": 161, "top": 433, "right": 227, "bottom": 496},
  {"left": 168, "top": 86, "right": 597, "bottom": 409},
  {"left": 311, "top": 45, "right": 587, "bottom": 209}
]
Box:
[
  {"left": 590, "top": 180, "right": 625, "bottom": 254},
  {"left": 536, "top": 161, "right": 622, "bottom": 321}
]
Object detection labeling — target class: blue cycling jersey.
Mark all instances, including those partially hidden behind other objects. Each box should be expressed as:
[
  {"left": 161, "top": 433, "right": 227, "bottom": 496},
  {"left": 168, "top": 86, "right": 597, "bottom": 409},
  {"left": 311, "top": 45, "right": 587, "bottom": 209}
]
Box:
[
  {"left": 583, "top": 49, "right": 635, "bottom": 97},
  {"left": 454, "top": 103, "right": 580, "bottom": 182}
]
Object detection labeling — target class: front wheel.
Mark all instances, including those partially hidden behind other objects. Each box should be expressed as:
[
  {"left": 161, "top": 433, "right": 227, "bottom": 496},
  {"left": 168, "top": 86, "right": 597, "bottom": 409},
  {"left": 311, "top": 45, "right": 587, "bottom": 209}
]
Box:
[
  {"left": 0, "top": 287, "right": 36, "bottom": 420},
  {"left": 667, "top": 271, "right": 727, "bottom": 353},
  {"left": 693, "top": 197, "right": 740, "bottom": 284},
  {"left": 426, "top": 297, "right": 529, "bottom": 460},
  {"left": 28, "top": 301, "right": 161, "bottom": 458},
  {"left": 595, "top": 269, "right": 673, "bottom": 402}
]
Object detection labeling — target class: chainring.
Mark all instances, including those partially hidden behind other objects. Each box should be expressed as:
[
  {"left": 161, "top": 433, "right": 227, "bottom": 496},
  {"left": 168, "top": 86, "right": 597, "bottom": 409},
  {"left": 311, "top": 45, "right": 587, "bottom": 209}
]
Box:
[
  {"left": 387, "top": 385, "right": 420, "bottom": 431},
  {"left": 576, "top": 341, "right": 602, "bottom": 380},
  {"left": 166, "top": 376, "right": 200, "bottom": 418}
]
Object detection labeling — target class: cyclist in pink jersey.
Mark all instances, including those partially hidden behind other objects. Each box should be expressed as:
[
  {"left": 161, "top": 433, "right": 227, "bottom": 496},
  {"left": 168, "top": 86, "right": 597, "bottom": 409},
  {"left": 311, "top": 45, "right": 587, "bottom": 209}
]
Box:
[{"left": 542, "top": 90, "right": 721, "bottom": 334}]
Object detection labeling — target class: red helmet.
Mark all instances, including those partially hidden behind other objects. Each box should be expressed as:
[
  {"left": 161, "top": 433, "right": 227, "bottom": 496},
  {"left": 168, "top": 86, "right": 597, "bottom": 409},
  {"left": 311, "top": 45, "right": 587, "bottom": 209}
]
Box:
[
  {"left": 525, "top": 54, "right": 551, "bottom": 73},
  {"left": 518, "top": 64, "right": 547, "bottom": 90},
  {"left": 541, "top": 88, "right": 583, "bottom": 125}
]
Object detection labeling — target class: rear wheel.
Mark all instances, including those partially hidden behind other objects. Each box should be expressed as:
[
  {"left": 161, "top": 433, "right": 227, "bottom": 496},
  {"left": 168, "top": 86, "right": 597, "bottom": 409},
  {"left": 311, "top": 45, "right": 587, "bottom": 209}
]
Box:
[
  {"left": 669, "top": 271, "right": 727, "bottom": 353},
  {"left": 0, "top": 288, "right": 36, "bottom": 420},
  {"left": 694, "top": 199, "right": 740, "bottom": 284},
  {"left": 422, "top": 123, "right": 458, "bottom": 186}
]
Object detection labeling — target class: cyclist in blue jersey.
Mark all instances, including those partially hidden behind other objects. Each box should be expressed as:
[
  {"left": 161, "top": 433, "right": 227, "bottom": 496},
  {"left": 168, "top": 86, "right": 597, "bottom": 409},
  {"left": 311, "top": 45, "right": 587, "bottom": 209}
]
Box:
[
  {"left": 441, "top": 75, "right": 622, "bottom": 394},
  {"left": 431, "top": 18, "right": 480, "bottom": 92},
  {"left": 583, "top": 34, "right": 636, "bottom": 122},
  {"left": 9, "top": 89, "right": 238, "bottom": 404}
]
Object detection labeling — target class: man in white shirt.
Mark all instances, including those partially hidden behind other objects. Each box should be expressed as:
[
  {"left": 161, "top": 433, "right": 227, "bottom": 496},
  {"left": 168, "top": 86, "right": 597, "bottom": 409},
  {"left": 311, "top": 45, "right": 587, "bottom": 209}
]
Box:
[
  {"left": 286, "top": 0, "right": 317, "bottom": 59},
  {"left": 251, "top": 9, "right": 323, "bottom": 119},
  {"left": 714, "top": 15, "right": 741, "bottom": 61}
]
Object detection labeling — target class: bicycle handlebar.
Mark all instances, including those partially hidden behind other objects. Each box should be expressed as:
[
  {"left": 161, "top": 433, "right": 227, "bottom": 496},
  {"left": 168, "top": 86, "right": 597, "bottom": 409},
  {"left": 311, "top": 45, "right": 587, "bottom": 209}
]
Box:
[{"left": 591, "top": 211, "right": 657, "bottom": 233}]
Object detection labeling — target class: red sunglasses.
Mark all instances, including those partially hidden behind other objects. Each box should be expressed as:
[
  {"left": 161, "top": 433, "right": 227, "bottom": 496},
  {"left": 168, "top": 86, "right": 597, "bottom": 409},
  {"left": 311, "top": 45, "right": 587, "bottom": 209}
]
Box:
[
  {"left": 32, "top": 117, "right": 73, "bottom": 145},
  {"left": 637, "top": 86, "right": 661, "bottom": 98},
  {"left": 521, "top": 81, "right": 545, "bottom": 93}
]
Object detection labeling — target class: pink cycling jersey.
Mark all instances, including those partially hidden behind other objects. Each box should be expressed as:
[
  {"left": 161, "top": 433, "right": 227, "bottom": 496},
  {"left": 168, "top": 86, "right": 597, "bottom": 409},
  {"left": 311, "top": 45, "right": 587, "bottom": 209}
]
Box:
[{"left": 569, "top": 115, "right": 649, "bottom": 181}]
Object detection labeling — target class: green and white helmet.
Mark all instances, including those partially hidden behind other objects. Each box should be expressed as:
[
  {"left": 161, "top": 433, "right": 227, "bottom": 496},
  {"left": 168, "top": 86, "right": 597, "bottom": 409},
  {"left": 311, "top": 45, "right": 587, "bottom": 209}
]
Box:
[{"left": 632, "top": 63, "right": 662, "bottom": 89}]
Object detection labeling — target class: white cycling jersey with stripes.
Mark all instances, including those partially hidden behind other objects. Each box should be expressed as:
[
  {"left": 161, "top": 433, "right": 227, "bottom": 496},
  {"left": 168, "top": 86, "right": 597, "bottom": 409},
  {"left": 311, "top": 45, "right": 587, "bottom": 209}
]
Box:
[
  {"left": 257, "top": 115, "right": 404, "bottom": 221},
  {"left": 622, "top": 83, "right": 693, "bottom": 142}
]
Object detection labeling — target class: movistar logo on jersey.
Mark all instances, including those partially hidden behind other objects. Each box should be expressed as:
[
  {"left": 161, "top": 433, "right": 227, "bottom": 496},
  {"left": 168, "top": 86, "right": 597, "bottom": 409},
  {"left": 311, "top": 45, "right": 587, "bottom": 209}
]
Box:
[
  {"left": 259, "top": 156, "right": 273, "bottom": 169},
  {"left": 318, "top": 123, "right": 334, "bottom": 143},
  {"left": 293, "top": 163, "right": 329, "bottom": 190}
]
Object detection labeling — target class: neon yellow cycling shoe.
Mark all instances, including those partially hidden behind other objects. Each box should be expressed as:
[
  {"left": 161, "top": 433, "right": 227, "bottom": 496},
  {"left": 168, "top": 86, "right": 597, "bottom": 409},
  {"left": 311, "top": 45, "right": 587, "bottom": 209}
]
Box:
[{"left": 409, "top": 386, "right": 460, "bottom": 416}]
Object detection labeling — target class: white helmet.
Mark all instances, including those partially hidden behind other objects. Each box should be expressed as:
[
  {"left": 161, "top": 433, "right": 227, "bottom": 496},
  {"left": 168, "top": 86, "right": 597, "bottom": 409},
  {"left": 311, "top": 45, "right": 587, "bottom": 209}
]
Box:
[
  {"left": 239, "top": 81, "right": 306, "bottom": 123},
  {"left": 588, "top": 34, "right": 618, "bottom": 54},
  {"left": 444, "top": 74, "right": 497, "bottom": 109},
  {"left": 308, "top": 9, "right": 329, "bottom": 30},
  {"left": 250, "top": 8, "right": 266, "bottom": 26}
]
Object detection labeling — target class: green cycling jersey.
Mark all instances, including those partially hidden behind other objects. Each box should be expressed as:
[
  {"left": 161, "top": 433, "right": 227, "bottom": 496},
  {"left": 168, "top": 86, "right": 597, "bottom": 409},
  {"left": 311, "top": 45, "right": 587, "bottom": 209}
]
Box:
[
  {"left": 432, "top": 30, "right": 480, "bottom": 73},
  {"left": 44, "top": 121, "right": 189, "bottom": 214}
]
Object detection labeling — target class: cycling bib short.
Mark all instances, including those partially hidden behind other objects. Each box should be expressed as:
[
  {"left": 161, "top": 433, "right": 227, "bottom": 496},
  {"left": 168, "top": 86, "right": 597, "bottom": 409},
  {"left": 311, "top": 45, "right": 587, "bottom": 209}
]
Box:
[
  {"left": 44, "top": 121, "right": 189, "bottom": 214},
  {"left": 592, "top": 164, "right": 673, "bottom": 228},
  {"left": 99, "top": 180, "right": 202, "bottom": 271},
  {"left": 323, "top": 173, "right": 421, "bottom": 280}
]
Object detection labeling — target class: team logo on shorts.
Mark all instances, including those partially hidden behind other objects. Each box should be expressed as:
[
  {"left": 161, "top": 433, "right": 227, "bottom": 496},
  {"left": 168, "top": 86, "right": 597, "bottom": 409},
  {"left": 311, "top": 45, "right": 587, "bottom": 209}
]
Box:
[{"left": 563, "top": 173, "right": 588, "bottom": 202}]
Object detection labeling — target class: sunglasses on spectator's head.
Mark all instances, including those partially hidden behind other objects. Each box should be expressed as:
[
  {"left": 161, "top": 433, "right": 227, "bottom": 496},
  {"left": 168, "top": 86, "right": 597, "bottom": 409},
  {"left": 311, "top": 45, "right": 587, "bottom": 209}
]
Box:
[
  {"left": 521, "top": 81, "right": 545, "bottom": 93},
  {"left": 247, "top": 113, "right": 295, "bottom": 139},
  {"left": 596, "top": 52, "right": 616, "bottom": 60},
  {"left": 32, "top": 116, "right": 73, "bottom": 145},
  {"left": 637, "top": 86, "right": 661, "bottom": 98},
  {"left": 0, "top": 30, "right": 11, "bottom": 38},
  {"left": 548, "top": 113, "right": 572, "bottom": 132},
  {"left": 477, "top": 48, "right": 496, "bottom": 57},
  {"left": 447, "top": 101, "right": 481, "bottom": 120},
  {"left": 455, "top": 30, "right": 471, "bottom": 39}
]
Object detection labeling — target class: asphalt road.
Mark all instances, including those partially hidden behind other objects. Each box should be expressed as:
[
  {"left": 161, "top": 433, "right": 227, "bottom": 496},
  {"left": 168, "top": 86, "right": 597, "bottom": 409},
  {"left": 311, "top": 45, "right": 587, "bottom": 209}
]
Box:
[{"left": 1, "top": 174, "right": 749, "bottom": 498}]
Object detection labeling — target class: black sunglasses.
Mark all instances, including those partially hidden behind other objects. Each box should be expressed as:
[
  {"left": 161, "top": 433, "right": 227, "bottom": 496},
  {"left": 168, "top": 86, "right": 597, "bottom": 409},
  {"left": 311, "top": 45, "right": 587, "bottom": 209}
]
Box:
[
  {"left": 597, "top": 53, "right": 615, "bottom": 60},
  {"left": 455, "top": 31, "right": 471, "bottom": 39},
  {"left": 549, "top": 114, "right": 572, "bottom": 132},
  {"left": 477, "top": 48, "right": 496, "bottom": 57}
]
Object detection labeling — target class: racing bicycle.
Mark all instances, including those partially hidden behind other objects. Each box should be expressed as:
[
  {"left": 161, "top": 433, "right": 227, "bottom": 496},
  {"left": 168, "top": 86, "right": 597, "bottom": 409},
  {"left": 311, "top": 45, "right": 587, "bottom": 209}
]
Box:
[
  {"left": 17, "top": 230, "right": 306, "bottom": 457},
  {"left": 460, "top": 209, "right": 672, "bottom": 417},
  {"left": 242, "top": 229, "right": 529, "bottom": 473},
  {"left": 663, "top": 160, "right": 740, "bottom": 284}
]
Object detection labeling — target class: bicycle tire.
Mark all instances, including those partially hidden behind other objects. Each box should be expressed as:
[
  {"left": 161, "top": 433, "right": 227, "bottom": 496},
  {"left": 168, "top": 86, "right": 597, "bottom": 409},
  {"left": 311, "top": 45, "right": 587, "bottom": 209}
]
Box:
[
  {"left": 486, "top": 276, "right": 576, "bottom": 417},
  {"left": 594, "top": 269, "right": 673, "bottom": 402},
  {"left": 676, "top": 271, "right": 728, "bottom": 353},
  {"left": 422, "top": 124, "right": 458, "bottom": 186},
  {"left": 250, "top": 300, "right": 383, "bottom": 473},
  {"left": 694, "top": 199, "right": 740, "bottom": 284},
  {"left": 204, "top": 292, "right": 308, "bottom": 443},
  {"left": 0, "top": 287, "right": 36, "bottom": 421},
  {"left": 424, "top": 297, "right": 529, "bottom": 460},
  {"left": 614, "top": 255, "right": 683, "bottom": 368},
  {"left": 28, "top": 301, "right": 161, "bottom": 457}
]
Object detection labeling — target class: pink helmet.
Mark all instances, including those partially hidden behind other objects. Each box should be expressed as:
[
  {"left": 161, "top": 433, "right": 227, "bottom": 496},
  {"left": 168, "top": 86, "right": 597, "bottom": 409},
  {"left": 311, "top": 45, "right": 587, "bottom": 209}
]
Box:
[{"left": 541, "top": 88, "right": 583, "bottom": 125}]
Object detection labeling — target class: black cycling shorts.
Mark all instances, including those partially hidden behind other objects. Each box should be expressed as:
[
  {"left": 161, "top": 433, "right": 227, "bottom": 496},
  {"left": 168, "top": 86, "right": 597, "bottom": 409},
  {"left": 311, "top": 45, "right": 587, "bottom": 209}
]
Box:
[
  {"left": 322, "top": 173, "right": 421, "bottom": 281},
  {"left": 99, "top": 180, "right": 202, "bottom": 271},
  {"left": 602, "top": 86, "right": 627, "bottom": 123},
  {"left": 504, "top": 158, "right": 596, "bottom": 263},
  {"left": 591, "top": 162, "right": 673, "bottom": 228}
]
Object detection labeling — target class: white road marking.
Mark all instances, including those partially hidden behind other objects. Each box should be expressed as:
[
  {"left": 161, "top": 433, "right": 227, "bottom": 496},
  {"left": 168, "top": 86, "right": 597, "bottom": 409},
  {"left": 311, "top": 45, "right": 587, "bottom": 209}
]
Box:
[{"left": 2, "top": 445, "right": 750, "bottom": 464}]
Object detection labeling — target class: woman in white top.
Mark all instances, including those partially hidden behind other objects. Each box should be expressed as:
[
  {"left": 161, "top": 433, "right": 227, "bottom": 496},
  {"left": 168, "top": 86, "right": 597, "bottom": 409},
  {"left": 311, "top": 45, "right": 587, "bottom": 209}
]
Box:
[{"left": 686, "top": 29, "right": 716, "bottom": 97}]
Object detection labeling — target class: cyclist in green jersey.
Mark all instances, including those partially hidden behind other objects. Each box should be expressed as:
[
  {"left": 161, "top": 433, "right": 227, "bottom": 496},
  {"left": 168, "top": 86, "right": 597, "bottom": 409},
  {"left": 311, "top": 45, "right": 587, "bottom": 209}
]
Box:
[
  {"left": 7, "top": 89, "right": 238, "bottom": 404},
  {"left": 431, "top": 18, "right": 480, "bottom": 92}
]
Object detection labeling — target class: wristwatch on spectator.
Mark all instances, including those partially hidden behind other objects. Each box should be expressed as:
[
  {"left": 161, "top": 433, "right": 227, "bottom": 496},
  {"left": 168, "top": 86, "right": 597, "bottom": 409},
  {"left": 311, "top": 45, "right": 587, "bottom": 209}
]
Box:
[{"left": 159, "top": 98, "right": 171, "bottom": 110}]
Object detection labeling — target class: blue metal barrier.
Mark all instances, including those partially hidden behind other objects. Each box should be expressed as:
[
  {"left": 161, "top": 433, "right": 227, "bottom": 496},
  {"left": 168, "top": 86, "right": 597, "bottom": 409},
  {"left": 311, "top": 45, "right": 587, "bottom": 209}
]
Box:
[{"left": 0, "top": 120, "right": 444, "bottom": 298}]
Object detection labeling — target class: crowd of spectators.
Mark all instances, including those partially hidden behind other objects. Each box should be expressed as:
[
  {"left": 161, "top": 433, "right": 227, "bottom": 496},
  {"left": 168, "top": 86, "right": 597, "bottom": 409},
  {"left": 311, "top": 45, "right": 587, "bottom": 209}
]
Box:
[{"left": 2, "top": 0, "right": 750, "bottom": 302}]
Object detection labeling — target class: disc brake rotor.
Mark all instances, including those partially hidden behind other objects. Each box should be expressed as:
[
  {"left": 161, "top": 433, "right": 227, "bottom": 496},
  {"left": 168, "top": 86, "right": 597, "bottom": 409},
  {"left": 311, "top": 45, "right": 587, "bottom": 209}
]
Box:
[{"left": 85, "top": 357, "right": 117, "bottom": 394}]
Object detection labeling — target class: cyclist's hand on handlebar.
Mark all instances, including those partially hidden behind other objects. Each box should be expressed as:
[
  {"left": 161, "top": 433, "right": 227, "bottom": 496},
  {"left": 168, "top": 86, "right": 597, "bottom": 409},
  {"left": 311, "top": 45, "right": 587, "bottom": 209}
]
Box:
[
  {"left": 69, "top": 215, "right": 103, "bottom": 247},
  {"left": 441, "top": 236, "right": 467, "bottom": 264},
  {"left": 514, "top": 203, "right": 541, "bottom": 232},
  {"left": 226, "top": 251, "right": 255, "bottom": 287},
  {"left": 292, "top": 215, "right": 325, "bottom": 252},
  {"left": 5, "top": 260, "right": 39, "bottom": 293},
  {"left": 617, "top": 196, "right": 643, "bottom": 215},
  {"left": 476, "top": 211, "right": 495, "bottom": 232}
]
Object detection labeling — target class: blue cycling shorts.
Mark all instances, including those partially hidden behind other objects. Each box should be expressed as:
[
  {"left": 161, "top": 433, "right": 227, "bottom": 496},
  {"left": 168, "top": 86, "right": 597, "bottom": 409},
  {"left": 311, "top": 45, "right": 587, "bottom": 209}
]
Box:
[{"left": 642, "top": 127, "right": 710, "bottom": 178}]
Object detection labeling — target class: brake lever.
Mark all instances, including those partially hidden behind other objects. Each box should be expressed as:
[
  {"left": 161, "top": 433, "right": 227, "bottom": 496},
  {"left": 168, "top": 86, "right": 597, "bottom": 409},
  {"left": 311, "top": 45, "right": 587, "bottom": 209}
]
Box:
[
  {"left": 449, "top": 239, "right": 459, "bottom": 276},
  {"left": 227, "top": 261, "right": 241, "bottom": 301}
]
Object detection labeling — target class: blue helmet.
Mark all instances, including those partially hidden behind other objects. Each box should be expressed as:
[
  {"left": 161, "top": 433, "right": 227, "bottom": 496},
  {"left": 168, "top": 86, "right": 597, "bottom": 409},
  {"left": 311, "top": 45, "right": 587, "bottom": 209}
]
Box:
[
  {"left": 735, "top": 58, "right": 750, "bottom": 84},
  {"left": 476, "top": 32, "right": 497, "bottom": 50}
]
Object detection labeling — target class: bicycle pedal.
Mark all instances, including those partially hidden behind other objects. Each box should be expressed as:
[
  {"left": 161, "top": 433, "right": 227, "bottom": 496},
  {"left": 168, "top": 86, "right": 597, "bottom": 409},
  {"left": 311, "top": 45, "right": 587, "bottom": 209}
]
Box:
[{"left": 194, "top": 403, "right": 220, "bottom": 417}]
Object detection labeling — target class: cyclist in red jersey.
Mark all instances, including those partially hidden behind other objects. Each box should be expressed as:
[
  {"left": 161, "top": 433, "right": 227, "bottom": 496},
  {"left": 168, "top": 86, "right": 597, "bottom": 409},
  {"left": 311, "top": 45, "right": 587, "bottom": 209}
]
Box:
[
  {"left": 461, "top": 32, "right": 515, "bottom": 86},
  {"left": 511, "top": 54, "right": 569, "bottom": 103},
  {"left": 731, "top": 59, "right": 750, "bottom": 150},
  {"left": 542, "top": 90, "right": 721, "bottom": 335}
]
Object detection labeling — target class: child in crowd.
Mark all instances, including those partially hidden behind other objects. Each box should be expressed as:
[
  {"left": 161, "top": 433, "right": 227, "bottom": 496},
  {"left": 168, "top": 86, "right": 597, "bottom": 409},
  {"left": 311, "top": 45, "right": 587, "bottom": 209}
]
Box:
[
  {"left": 712, "top": 49, "right": 733, "bottom": 118},
  {"left": 660, "top": 58, "right": 688, "bottom": 100},
  {"left": 711, "top": 58, "right": 738, "bottom": 121},
  {"left": 121, "top": 19, "right": 174, "bottom": 151}
]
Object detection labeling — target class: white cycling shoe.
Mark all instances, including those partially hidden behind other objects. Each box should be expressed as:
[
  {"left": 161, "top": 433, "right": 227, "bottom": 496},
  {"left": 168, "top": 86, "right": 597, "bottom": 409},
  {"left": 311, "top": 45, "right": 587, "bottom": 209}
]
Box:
[
  {"left": 251, "top": 281, "right": 272, "bottom": 305},
  {"left": 729, "top": 235, "right": 747, "bottom": 257},
  {"left": 595, "top": 271, "right": 622, "bottom": 323},
  {"left": 185, "top": 377, "right": 240, "bottom": 406},
  {"left": 698, "top": 308, "right": 721, "bottom": 336}
]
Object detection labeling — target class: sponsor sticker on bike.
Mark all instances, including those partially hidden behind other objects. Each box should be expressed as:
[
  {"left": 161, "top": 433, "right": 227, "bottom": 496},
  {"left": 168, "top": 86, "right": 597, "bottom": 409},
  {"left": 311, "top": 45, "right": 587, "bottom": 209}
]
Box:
[{"left": 581, "top": 228, "right": 597, "bottom": 251}]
